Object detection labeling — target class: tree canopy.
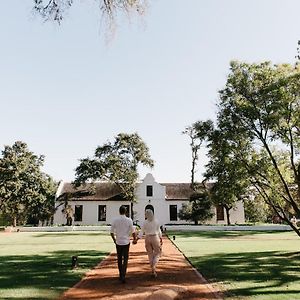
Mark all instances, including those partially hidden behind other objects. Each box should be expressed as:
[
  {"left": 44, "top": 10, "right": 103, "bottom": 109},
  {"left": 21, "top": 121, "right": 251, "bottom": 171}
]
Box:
[
  {"left": 74, "top": 132, "right": 154, "bottom": 218},
  {"left": 183, "top": 120, "right": 213, "bottom": 190},
  {"left": 185, "top": 59, "right": 300, "bottom": 232},
  {"left": 215, "top": 61, "right": 300, "bottom": 235},
  {"left": 0, "top": 141, "right": 57, "bottom": 226},
  {"left": 204, "top": 127, "right": 251, "bottom": 225},
  {"left": 178, "top": 190, "right": 213, "bottom": 225}
]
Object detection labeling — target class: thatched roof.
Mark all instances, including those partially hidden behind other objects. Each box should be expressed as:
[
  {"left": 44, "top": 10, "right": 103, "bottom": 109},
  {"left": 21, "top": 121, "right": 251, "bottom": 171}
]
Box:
[
  {"left": 161, "top": 182, "right": 213, "bottom": 200},
  {"left": 56, "top": 181, "right": 213, "bottom": 202},
  {"left": 57, "top": 182, "right": 126, "bottom": 201},
  {"left": 161, "top": 183, "right": 193, "bottom": 200}
]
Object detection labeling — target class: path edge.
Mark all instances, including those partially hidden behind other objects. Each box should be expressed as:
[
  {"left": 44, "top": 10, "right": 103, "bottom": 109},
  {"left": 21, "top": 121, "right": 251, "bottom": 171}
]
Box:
[
  {"left": 166, "top": 234, "right": 224, "bottom": 300},
  {"left": 58, "top": 250, "right": 115, "bottom": 299}
]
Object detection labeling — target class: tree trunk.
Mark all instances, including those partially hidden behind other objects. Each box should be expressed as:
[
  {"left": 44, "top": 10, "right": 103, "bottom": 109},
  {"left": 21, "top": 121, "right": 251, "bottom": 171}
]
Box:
[
  {"left": 288, "top": 220, "right": 300, "bottom": 237},
  {"left": 253, "top": 181, "right": 300, "bottom": 238},
  {"left": 66, "top": 217, "right": 72, "bottom": 226},
  {"left": 225, "top": 206, "right": 231, "bottom": 225},
  {"left": 13, "top": 216, "right": 17, "bottom": 227},
  {"left": 130, "top": 202, "right": 134, "bottom": 220},
  {"left": 191, "top": 153, "right": 196, "bottom": 191}
]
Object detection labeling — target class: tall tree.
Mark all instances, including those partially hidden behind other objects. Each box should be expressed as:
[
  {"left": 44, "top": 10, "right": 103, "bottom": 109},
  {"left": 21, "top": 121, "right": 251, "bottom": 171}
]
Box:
[
  {"left": 0, "top": 141, "right": 56, "bottom": 226},
  {"left": 181, "top": 121, "right": 214, "bottom": 224},
  {"left": 25, "top": 174, "right": 57, "bottom": 225},
  {"left": 183, "top": 120, "right": 213, "bottom": 190},
  {"left": 204, "top": 128, "right": 251, "bottom": 225},
  {"left": 217, "top": 60, "right": 300, "bottom": 236},
  {"left": 74, "top": 132, "right": 154, "bottom": 219}
]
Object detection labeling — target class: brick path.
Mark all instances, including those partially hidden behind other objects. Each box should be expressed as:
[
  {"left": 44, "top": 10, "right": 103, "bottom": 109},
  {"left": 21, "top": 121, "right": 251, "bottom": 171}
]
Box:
[{"left": 59, "top": 236, "right": 223, "bottom": 300}]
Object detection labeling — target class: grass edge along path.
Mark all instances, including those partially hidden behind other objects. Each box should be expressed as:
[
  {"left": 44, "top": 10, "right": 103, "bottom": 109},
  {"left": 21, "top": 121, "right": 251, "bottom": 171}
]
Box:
[
  {"left": 169, "top": 231, "right": 300, "bottom": 300},
  {"left": 0, "top": 231, "right": 113, "bottom": 300}
]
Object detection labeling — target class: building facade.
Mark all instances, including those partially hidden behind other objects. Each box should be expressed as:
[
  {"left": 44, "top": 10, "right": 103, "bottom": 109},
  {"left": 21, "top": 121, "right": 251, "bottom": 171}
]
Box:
[{"left": 53, "top": 173, "right": 245, "bottom": 226}]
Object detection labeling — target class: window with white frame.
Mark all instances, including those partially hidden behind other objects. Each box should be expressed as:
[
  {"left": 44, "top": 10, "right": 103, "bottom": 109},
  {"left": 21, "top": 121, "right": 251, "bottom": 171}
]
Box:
[
  {"left": 169, "top": 205, "right": 177, "bottom": 221},
  {"left": 98, "top": 205, "right": 106, "bottom": 221}
]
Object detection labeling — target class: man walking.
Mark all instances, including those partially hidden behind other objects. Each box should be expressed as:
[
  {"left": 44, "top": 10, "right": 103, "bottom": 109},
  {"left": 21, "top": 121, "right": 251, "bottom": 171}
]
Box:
[{"left": 110, "top": 205, "right": 136, "bottom": 283}]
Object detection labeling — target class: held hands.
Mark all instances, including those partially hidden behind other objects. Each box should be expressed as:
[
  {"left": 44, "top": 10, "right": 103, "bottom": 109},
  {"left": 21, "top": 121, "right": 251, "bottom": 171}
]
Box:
[
  {"left": 132, "top": 235, "right": 139, "bottom": 245},
  {"left": 132, "top": 232, "right": 138, "bottom": 245}
]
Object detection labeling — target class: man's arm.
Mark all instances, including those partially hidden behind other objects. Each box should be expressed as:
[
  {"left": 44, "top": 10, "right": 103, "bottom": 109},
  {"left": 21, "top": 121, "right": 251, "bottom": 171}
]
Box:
[
  {"left": 110, "top": 232, "right": 116, "bottom": 244},
  {"left": 110, "top": 220, "right": 116, "bottom": 244}
]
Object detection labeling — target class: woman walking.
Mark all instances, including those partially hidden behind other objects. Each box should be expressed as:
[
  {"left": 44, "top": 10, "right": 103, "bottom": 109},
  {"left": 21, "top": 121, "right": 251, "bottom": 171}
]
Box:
[{"left": 137, "top": 209, "right": 162, "bottom": 277}]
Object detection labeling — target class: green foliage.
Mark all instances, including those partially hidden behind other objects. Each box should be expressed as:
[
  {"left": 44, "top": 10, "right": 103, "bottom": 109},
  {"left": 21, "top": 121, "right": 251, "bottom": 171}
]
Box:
[
  {"left": 205, "top": 127, "right": 251, "bottom": 224},
  {"left": 217, "top": 61, "right": 300, "bottom": 235},
  {"left": 0, "top": 213, "right": 10, "bottom": 226},
  {"left": 182, "top": 121, "right": 216, "bottom": 224},
  {"left": 244, "top": 196, "right": 269, "bottom": 223},
  {"left": 184, "top": 118, "right": 249, "bottom": 225},
  {"left": 0, "top": 141, "right": 57, "bottom": 226},
  {"left": 190, "top": 59, "right": 300, "bottom": 231},
  {"left": 26, "top": 174, "right": 57, "bottom": 225},
  {"left": 74, "top": 133, "right": 154, "bottom": 216},
  {"left": 178, "top": 191, "right": 214, "bottom": 224},
  {"left": 247, "top": 148, "right": 295, "bottom": 216},
  {"left": 183, "top": 120, "right": 214, "bottom": 189}
]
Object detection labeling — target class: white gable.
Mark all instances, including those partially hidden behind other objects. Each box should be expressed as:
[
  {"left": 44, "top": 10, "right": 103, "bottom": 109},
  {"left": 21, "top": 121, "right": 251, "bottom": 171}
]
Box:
[{"left": 134, "top": 173, "right": 167, "bottom": 226}]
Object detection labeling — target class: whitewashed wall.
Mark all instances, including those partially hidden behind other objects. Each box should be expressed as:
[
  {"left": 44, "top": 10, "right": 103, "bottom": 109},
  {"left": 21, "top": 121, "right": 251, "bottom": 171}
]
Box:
[
  {"left": 134, "top": 174, "right": 198, "bottom": 225},
  {"left": 133, "top": 173, "right": 167, "bottom": 226},
  {"left": 164, "top": 200, "right": 190, "bottom": 224},
  {"left": 53, "top": 200, "right": 130, "bottom": 225},
  {"left": 208, "top": 200, "right": 245, "bottom": 224},
  {"left": 53, "top": 174, "right": 246, "bottom": 226}
]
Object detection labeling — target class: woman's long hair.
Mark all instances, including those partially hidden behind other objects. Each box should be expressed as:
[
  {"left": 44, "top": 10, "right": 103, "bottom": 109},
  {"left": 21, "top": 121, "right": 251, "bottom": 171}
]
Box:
[{"left": 145, "top": 209, "right": 154, "bottom": 221}]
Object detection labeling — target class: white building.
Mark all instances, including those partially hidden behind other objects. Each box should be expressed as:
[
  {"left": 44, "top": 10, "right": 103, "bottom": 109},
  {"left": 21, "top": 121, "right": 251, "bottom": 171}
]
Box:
[{"left": 53, "top": 173, "right": 245, "bottom": 226}]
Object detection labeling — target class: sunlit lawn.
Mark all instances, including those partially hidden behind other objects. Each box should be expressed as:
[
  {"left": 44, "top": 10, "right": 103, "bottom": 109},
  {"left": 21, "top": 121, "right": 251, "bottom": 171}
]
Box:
[
  {"left": 169, "top": 231, "right": 300, "bottom": 300},
  {"left": 0, "top": 231, "right": 114, "bottom": 299}
]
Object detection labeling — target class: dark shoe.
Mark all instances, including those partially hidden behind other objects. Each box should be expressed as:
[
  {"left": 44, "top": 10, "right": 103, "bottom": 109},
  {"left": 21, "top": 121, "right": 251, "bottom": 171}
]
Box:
[{"left": 151, "top": 266, "right": 157, "bottom": 278}]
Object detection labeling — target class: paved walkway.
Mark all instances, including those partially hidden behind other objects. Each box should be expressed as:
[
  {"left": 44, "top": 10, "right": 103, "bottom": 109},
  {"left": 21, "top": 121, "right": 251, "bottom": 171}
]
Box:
[{"left": 59, "top": 236, "right": 223, "bottom": 300}]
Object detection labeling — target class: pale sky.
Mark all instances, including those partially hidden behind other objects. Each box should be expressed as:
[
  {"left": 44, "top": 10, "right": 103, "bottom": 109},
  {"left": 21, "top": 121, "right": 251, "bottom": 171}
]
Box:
[{"left": 0, "top": 0, "right": 299, "bottom": 183}]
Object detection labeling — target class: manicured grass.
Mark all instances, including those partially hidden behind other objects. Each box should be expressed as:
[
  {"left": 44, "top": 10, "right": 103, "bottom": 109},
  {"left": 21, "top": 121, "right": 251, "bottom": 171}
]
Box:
[
  {"left": 169, "top": 231, "right": 300, "bottom": 300},
  {"left": 0, "top": 231, "right": 114, "bottom": 299}
]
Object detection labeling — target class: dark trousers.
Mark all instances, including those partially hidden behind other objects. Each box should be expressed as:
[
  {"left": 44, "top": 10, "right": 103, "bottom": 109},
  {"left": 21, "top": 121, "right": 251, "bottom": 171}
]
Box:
[{"left": 116, "top": 243, "right": 130, "bottom": 280}]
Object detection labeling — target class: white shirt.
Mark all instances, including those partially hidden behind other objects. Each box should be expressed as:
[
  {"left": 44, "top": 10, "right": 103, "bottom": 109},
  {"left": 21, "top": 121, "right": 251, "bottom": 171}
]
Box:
[
  {"left": 110, "top": 215, "right": 135, "bottom": 245},
  {"left": 138, "top": 219, "right": 162, "bottom": 239}
]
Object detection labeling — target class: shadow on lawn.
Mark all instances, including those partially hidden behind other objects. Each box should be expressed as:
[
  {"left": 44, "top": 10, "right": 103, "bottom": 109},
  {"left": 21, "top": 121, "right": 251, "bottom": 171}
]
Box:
[
  {"left": 168, "top": 230, "right": 292, "bottom": 239},
  {"left": 33, "top": 231, "right": 109, "bottom": 238},
  {"left": 191, "top": 250, "right": 300, "bottom": 298},
  {"left": 0, "top": 250, "right": 109, "bottom": 293}
]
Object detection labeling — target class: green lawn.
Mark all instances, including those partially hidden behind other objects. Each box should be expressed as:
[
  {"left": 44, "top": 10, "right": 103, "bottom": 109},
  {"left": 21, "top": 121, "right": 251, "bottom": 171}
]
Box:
[
  {"left": 169, "top": 231, "right": 300, "bottom": 300},
  {"left": 0, "top": 231, "right": 114, "bottom": 300}
]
